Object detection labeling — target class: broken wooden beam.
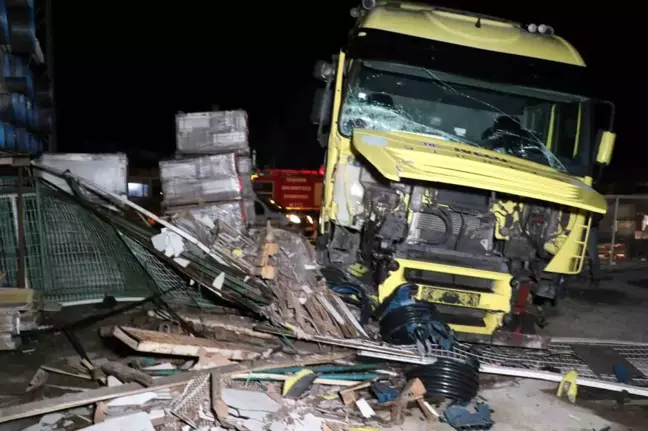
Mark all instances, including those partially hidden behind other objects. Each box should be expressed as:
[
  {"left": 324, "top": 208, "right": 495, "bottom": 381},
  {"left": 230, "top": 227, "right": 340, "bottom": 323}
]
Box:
[
  {"left": 111, "top": 326, "right": 270, "bottom": 360},
  {"left": 0, "top": 353, "right": 351, "bottom": 424}
]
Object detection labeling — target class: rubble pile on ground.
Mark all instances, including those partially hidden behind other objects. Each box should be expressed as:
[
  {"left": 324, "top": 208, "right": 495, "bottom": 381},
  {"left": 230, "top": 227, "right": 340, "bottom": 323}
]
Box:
[
  {"left": 5, "top": 158, "right": 499, "bottom": 430},
  {"left": 0, "top": 313, "right": 464, "bottom": 431}
]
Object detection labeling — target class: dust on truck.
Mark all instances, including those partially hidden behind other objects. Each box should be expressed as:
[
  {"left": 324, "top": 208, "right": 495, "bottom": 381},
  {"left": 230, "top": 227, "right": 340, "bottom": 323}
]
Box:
[{"left": 311, "top": 1, "right": 616, "bottom": 337}]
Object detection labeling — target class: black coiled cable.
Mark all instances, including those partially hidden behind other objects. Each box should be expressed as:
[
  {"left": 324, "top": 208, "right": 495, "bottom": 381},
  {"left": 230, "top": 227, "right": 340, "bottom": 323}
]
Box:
[
  {"left": 406, "top": 357, "right": 480, "bottom": 402},
  {"left": 379, "top": 302, "right": 445, "bottom": 345}
]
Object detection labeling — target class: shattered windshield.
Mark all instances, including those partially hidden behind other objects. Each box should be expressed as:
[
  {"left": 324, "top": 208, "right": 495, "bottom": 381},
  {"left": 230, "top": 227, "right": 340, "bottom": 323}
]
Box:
[{"left": 339, "top": 60, "right": 593, "bottom": 175}]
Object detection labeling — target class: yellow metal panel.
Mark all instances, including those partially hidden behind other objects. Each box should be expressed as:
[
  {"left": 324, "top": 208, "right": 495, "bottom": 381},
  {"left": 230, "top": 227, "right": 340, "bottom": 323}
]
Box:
[
  {"left": 363, "top": 3, "right": 585, "bottom": 66},
  {"left": 545, "top": 213, "right": 591, "bottom": 274},
  {"left": 352, "top": 129, "right": 607, "bottom": 214},
  {"left": 379, "top": 258, "right": 512, "bottom": 335},
  {"left": 322, "top": 52, "right": 348, "bottom": 223}
]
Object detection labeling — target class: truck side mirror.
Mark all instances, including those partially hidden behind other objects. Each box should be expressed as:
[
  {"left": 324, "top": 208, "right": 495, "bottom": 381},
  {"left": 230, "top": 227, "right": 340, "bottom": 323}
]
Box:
[
  {"left": 310, "top": 88, "right": 332, "bottom": 126},
  {"left": 595, "top": 130, "right": 615, "bottom": 166},
  {"left": 313, "top": 60, "right": 334, "bottom": 82}
]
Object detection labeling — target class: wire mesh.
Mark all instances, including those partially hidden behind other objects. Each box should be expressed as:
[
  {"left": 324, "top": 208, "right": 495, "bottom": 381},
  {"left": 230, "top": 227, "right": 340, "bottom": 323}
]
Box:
[
  {"left": 0, "top": 177, "right": 155, "bottom": 302},
  {"left": 119, "top": 233, "right": 218, "bottom": 308},
  {"left": 39, "top": 191, "right": 157, "bottom": 302},
  {"left": 362, "top": 338, "right": 648, "bottom": 386},
  {"left": 0, "top": 177, "right": 44, "bottom": 290},
  {"left": 0, "top": 175, "right": 222, "bottom": 306}
]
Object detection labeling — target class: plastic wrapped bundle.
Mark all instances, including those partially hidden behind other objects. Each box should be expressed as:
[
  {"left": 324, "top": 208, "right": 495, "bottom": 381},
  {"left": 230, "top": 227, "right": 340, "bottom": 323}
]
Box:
[
  {"left": 236, "top": 156, "right": 252, "bottom": 175},
  {"left": 160, "top": 154, "right": 253, "bottom": 207},
  {"left": 161, "top": 176, "right": 247, "bottom": 207},
  {"left": 172, "top": 153, "right": 252, "bottom": 176},
  {"left": 165, "top": 199, "right": 255, "bottom": 232},
  {"left": 160, "top": 153, "right": 238, "bottom": 181},
  {"left": 176, "top": 110, "right": 249, "bottom": 155}
]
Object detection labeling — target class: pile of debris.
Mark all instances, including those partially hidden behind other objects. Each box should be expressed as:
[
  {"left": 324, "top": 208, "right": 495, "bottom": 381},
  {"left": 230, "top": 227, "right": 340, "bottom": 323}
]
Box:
[{"left": 1, "top": 308, "right": 493, "bottom": 431}]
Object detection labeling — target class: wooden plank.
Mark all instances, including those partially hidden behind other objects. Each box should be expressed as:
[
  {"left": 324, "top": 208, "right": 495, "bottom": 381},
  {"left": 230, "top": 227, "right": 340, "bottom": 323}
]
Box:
[
  {"left": 0, "top": 288, "right": 33, "bottom": 307},
  {"left": 0, "top": 363, "right": 242, "bottom": 424},
  {"left": 0, "top": 353, "right": 351, "bottom": 424},
  {"left": 391, "top": 378, "right": 426, "bottom": 425},
  {"left": 0, "top": 155, "right": 30, "bottom": 167},
  {"left": 339, "top": 381, "right": 373, "bottom": 405},
  {"left": 113, "top": 326, "right": 268, "bottom": 360}
]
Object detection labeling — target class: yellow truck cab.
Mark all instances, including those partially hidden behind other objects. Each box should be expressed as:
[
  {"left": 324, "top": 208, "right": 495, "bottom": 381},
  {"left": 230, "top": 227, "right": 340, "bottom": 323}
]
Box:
[{"left": 311, "top": 1, "right": 616, "bottom": 337}]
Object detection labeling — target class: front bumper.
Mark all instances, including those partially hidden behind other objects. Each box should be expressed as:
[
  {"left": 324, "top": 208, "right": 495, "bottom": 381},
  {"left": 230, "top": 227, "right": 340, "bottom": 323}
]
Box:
[{"left": 379, "top": 258, "right": 513, "bottom": 335}]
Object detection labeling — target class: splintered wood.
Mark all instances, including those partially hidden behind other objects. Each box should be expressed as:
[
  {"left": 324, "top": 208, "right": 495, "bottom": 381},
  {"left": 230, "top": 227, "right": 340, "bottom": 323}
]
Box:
[
  {"left": 256, "top": 221, "right": 279, "bottom": 280},
  {"left": 263, "top": 229, "right": 366, "bottom": 339},
  {"left": 111, "top": 326, "right": 269, "bottom": 360},
  {"left": 390, "top": 378, "right": 426, "bottom": 425}
]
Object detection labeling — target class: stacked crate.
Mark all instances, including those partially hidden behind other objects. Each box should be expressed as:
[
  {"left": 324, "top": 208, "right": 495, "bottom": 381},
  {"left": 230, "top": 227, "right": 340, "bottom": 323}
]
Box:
[{"left": 160, "top": 110, "right": 255, "bottom": 231}]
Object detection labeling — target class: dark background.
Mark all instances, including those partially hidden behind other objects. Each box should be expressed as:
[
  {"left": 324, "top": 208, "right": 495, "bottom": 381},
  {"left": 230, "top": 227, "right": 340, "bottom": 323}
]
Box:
[{"left": 50, "top": 2, "right": 640, "bottom": 186}]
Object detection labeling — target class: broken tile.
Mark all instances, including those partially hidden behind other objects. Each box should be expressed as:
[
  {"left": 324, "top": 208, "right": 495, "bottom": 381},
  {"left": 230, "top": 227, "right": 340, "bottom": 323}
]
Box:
[{"left": 221, "top": 388, "right": 281, "bottom": 414}]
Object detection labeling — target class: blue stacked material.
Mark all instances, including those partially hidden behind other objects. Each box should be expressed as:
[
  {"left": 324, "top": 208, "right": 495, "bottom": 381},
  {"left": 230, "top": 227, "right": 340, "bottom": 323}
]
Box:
[{"left": 0, "top": 0, "right": 48, "bottom": 155}]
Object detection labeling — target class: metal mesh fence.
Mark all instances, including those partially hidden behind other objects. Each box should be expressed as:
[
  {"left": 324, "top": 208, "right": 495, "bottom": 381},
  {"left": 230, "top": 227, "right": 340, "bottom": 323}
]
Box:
[
  {"left": 119, "top": 233, "right": 217, "bottom": 308},
  {"left": 40, "top": 189, "right": 156, "bottom": 302},
  {"left": 0, "top": 176, "right": 214, "bottom": 306},
  {"left": 0, "top": 177, "right": 45, "bottom": 290}
]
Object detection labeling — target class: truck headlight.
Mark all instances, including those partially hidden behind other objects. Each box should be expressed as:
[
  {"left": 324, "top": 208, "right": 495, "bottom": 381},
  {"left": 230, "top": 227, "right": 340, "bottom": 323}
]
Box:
[
  {"left": 306, "top": 215, "right": 314, "bottom": 224},
  {"left": 286, "top": 214, "right": 301, "bottom": 224}
]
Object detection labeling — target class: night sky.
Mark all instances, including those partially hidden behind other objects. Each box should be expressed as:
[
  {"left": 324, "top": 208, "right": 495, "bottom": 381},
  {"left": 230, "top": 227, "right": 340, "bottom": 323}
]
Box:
[{"left": 50, "top": 2, "right": 639, "bottom": 185}]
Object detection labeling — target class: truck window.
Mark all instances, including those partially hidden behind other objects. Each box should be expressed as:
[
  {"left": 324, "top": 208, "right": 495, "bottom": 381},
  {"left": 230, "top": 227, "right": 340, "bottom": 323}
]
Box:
[
  {"left": 253, "top": 181, "right": 273, "bottom": 199},
  {"left": 339, "top": 60, "right": 594, "bottom": 176},
  {"left": 552, "top": 102, "right": 580, "bottom": 162}
]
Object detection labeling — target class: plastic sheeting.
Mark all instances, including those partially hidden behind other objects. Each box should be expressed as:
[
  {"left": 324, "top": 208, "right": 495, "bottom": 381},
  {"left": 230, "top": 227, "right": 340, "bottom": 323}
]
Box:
[
  {"left": 164, "top": 200, "right": 255, "bottom": 232},
  {"left": 176, "top": 110, "right": 249, "bottom": 155},
  {"left": 160, "top": 154, "right": 253, "bottom": 208},
  {"left": 160, "top": 154, "right": 238, "bottom": 181}
]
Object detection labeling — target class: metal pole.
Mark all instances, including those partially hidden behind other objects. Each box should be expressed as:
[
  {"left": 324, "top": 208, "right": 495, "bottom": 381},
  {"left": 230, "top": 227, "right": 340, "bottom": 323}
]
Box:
[
  {"left": 45, "top": 0, "right": 56, "bottom": 152},
  {"left": 609, "top": 197, "right": 619, "bottom": 265},
  {"left": 16, "top": 167, "right": 26, "bottom": 287}
]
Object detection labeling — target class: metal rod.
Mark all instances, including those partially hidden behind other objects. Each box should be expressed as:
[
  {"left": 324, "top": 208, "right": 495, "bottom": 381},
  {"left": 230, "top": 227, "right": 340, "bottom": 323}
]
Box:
[
  {"left": 34, "top": 179, "right": 53, "bottom": 289},
  {"left": 16, "top": 167, "right": 26, "bottom": 288},
  {"left": 609, "top": 197, "right": 619, "bottom": 265}
]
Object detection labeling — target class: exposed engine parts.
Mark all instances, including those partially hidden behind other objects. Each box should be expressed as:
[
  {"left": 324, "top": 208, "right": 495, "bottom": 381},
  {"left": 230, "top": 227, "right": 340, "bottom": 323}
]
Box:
[
  {"left": 357, "top": 175, "right": 569, "bottom": 268},
  {"left": 323, "top": 161, "right": 576, "bottom": 306}
]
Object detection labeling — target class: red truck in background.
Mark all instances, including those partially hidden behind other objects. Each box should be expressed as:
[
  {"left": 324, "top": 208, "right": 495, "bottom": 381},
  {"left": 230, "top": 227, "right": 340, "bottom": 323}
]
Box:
[{"left": 252, "top": 168, "right": 324, "bottom": 238}]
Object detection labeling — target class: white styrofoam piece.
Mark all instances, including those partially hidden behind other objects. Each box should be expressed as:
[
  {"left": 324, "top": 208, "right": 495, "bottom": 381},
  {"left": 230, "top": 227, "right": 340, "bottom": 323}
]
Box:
[{"left": 36, "top": 153, "right": 128, "bottom": 197}]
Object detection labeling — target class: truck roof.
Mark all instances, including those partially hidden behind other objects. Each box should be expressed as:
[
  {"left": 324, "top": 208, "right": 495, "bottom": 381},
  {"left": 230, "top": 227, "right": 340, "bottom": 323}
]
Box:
[{"left": 360, "top": 2, "right": 585, "bottom": 66}]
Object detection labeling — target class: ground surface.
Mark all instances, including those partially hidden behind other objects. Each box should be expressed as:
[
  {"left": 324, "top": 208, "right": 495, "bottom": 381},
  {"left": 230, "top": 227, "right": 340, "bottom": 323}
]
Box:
[{"left": 3, "top": 265, "right": 648, "bottom": 430}]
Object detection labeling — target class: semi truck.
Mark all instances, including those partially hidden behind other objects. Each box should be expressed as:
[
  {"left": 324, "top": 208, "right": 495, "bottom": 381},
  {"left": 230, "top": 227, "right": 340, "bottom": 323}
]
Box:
[{"left": 311, "top": 1, "right": 616, "bottom": 337}]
